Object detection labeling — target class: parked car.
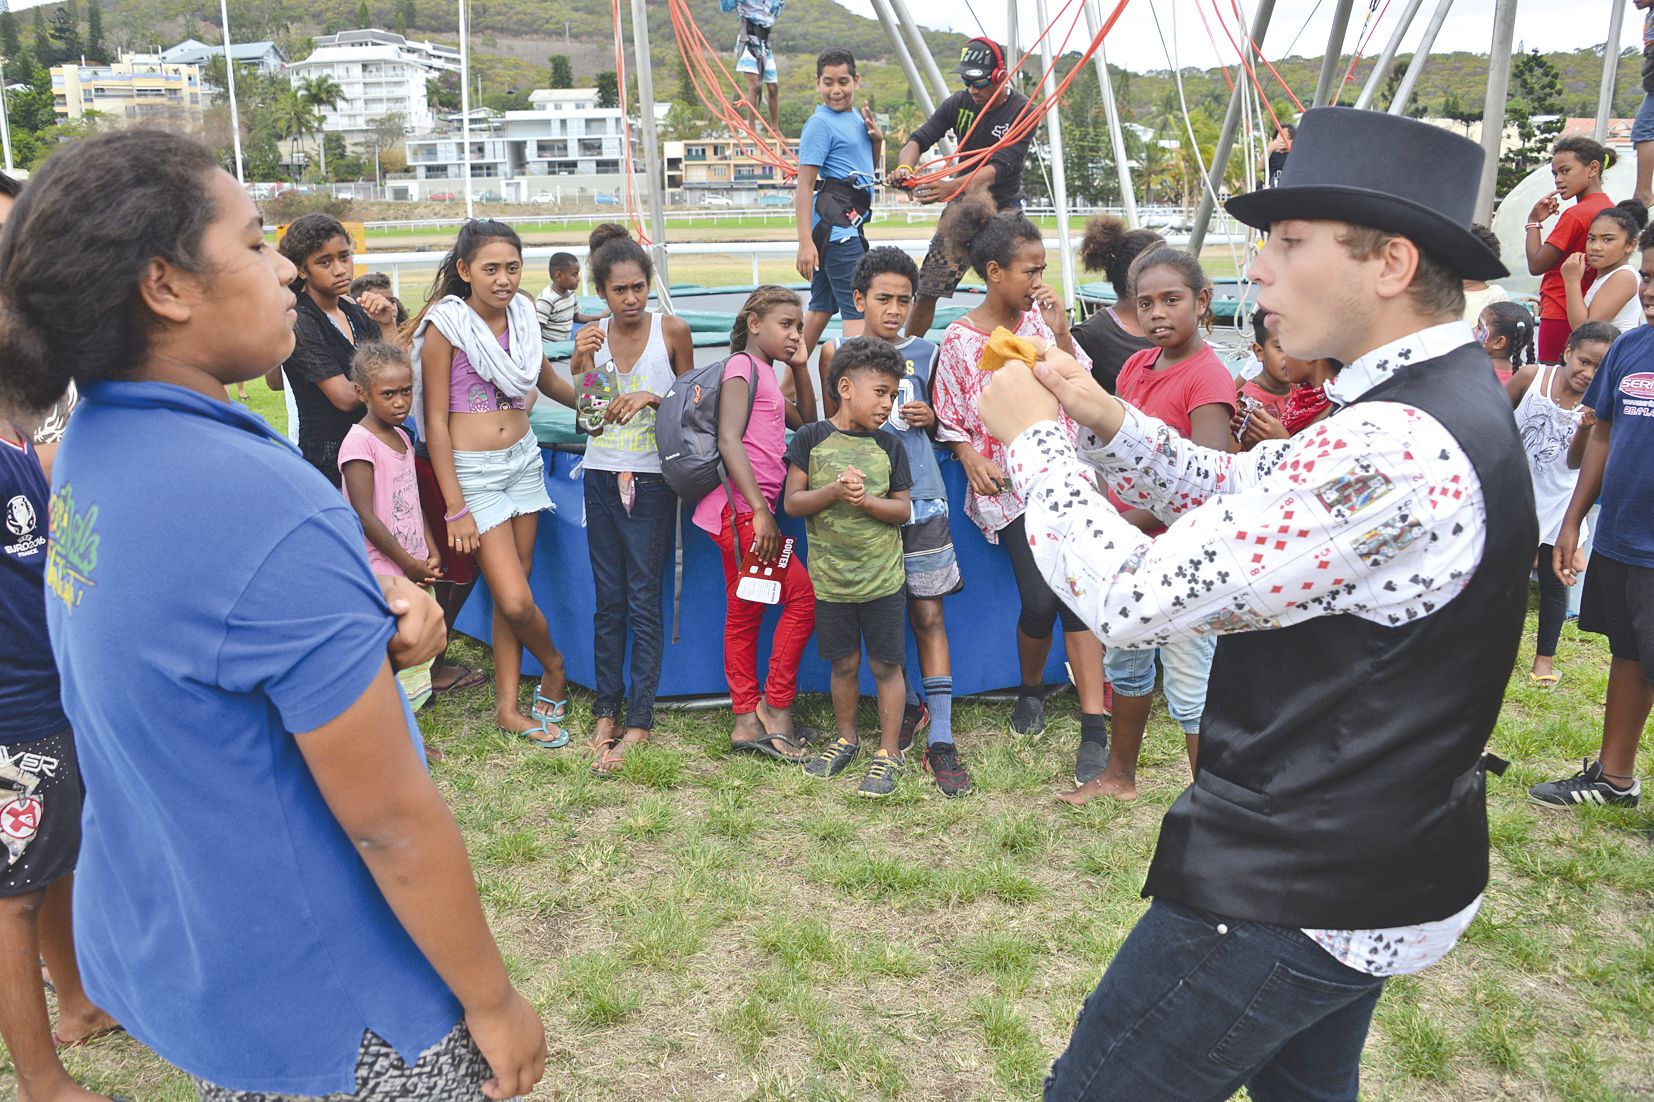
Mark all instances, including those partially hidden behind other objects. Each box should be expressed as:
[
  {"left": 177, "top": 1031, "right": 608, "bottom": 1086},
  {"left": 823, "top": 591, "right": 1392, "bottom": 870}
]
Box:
[
  {"left": 757, "top": 192, "right": 791, "bottom": 207},
  {"left": 477, "top": 190, "right": 504, "bottom": 203},
  {"left": 429, "top": 191, "right": 456, "bottom": 201},
  {"left": 529, "top": 192, "right": 559, "bottom": 203},
  {"left": 702, "top": 194, "right": 733, "bottom": 207},
  {"left": 594, "top": 193, "right": 620, "bottom": 206}
]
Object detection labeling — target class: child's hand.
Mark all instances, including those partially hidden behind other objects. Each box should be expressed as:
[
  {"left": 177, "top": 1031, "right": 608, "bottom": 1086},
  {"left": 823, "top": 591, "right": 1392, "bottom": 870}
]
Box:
[
  {"left": 861, "top": 105, "right": 883, "bottom": 145},
  {"left": 1234, "top": 406, "right": 1288, "bottom": 449},
  {"left": 1033, "top": 284, "right": 1068, "bottom": 335},
  {"left": 796, "top": 240, "right": 819, "bottom": 281},
  {"left": 959, "top": 448, "right": 1008, "bottom": 498},
  {"left": 1528, "top": 190, "right": 1561, "bottom": 224},
  {"left": 1578, "top": 407, "right": 1598, "bottom": 430},
  {"left": 574, "top": 325, "right": 606, "bottom": 358},
  {"left": 467, "top": 989, "right": 548, "bottom": 1101},
  {"left": 357, "top": 291, "right": 397, "bottom": 330},
  {"left": 1560, "top": 252, "right": 1587, "bottom": 284},
  {"left": 448, "top": 512, "right": 480, "bottom": 556},
  {"left": 749, "top": 508, "right": 782, "bottom": 564},
  {"left": 605, "top": 391, "right": 656, "bottom": 424},
  {"left": 900, "top": 401, "right": 935, "bottom": 429},
  {"left": 408, "top": 558, "right": 443, "bottom": 585},
  {"left": 1554, "top": 523, "right": 1583, "bottom": 586}
]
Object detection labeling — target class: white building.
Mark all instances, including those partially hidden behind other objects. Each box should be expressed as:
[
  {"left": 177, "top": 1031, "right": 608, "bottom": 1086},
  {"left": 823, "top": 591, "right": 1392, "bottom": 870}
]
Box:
[
  {"left": 310, "top": 29, "right": 461, "bottom": 74},
  {"left": 161, "top": 38, "right": 287, "bottom": 75},
  {"left": 287, "top": 41, "right": 437, "bottom": 141},
  {"left": 397, "top": 91, "right": 666, "bottom": 202}
]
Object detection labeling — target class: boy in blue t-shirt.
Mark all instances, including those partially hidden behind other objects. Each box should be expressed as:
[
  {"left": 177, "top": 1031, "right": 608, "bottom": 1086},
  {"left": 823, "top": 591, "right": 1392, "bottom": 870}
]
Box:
[
  {"left": 818, "top": 248, "right": 972, "bottom": 797},
  {"left": 1529, "top": 246, "right": 1654, "bottom": 810},
  {"left": 795, "top": 47, "right": 880, "bottom": 361},
  {"left": 0, "top": 420, "right": 118, "bottom": 1100}
]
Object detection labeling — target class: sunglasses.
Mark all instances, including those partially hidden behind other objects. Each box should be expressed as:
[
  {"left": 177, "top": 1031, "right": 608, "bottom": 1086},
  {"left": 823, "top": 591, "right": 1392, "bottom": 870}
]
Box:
[{"left": 962, "top": 75, "right": 995, "bottom": 90}]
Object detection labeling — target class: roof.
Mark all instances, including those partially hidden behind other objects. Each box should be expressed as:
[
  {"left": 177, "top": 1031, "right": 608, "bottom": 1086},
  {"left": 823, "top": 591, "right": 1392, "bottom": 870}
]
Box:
[
  {"left": 161, "top": 39, "right": 285, "bottom": 65},
  {"left": 290, "top": 44, "right": 435, "bottom": 69}
]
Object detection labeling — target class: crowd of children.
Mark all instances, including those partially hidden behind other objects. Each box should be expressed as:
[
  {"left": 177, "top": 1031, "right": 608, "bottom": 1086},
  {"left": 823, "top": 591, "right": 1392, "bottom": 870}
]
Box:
[{"left": 2, "top": 65, "right": 1653, "bottom": 1101}]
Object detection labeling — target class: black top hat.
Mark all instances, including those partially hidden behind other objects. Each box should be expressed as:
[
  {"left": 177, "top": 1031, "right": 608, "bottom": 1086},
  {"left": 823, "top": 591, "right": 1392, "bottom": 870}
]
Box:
[
  {"left": 1226, "top": 108, "right": 1508, "bottom": 281},
  {"left": 954, "top": 37, "right": 1002, "bottom": 81}
]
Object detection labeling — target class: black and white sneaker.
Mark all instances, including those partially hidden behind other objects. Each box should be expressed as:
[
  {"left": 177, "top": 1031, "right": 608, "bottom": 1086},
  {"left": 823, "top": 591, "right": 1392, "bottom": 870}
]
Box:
[
  {"left": 1528, "top": 760, "right": 1641, "bottom": 809},
  {"left": 1010, "top": 693, "right": 1046, "bottom": 738}
]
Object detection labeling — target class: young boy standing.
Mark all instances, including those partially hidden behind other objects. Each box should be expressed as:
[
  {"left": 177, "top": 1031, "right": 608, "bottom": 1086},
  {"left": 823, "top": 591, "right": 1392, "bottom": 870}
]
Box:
[
  {"left": 820, "top": 248, "right": 971, "bottom": 796},
  {"left": 535, "top": 252, "right": 602, "bottom": 344},
  {"left": 1529, "top": 243, "right": 1654, "bottom": 809},
  {"left": 785, "top": 337, "right": 914, "bottom": 798},
  {"left": 795, "top": 48, "right": 880, "bottom": 359},
  {"left": 727, "top": 0, "right": 785, "bottom": 134}
]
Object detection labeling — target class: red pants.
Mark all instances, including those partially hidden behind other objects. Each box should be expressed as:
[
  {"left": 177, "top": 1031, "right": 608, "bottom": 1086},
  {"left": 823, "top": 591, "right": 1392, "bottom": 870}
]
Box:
[
  {"left": 711, "top": 507, "right": 816, "bottom": 714},
  {"left": 1537, "top": 316, "right": 1572, "bottom": 365}
]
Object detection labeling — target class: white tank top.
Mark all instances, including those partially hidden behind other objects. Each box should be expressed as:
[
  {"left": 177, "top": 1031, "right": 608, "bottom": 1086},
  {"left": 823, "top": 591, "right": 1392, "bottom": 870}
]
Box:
[
  {"left": 1582, "top": 265, "right": 1644, "bottom": 333},
  {"left": 581, "top": 313, "right": 673, "bottom": 474},
  {"left": 1513, "top": 364, "right": 1589, "bottom": 545}
]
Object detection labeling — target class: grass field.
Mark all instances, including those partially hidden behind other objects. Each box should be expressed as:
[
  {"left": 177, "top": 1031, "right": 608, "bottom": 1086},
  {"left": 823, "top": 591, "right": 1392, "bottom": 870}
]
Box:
[{"left": 9, "top": 358, "right": 1652, "bottom": 1102}]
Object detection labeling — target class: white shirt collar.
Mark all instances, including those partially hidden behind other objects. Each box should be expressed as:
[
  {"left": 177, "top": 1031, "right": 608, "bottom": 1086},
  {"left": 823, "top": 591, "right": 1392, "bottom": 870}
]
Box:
[{"left": 1325, "top": 321, "right": 1478, "bottom": 406}]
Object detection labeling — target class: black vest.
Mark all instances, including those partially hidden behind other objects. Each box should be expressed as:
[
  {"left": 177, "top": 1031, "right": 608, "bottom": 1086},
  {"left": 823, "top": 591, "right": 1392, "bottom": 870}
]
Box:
[{"left": 1141, "top": 341, "right": 1537, "bottom": 929}]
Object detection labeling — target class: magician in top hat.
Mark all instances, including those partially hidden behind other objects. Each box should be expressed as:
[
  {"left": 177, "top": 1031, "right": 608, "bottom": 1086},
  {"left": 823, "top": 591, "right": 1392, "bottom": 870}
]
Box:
[{"left": 977, "top": 108, "right": 1539, "bottom": 1102}]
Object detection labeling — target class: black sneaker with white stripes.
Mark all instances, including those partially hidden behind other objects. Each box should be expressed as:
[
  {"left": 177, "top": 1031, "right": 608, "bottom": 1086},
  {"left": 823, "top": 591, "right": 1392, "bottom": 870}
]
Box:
[{"left": 1528, "top": 760, "right": 1641, "bottom": 809}]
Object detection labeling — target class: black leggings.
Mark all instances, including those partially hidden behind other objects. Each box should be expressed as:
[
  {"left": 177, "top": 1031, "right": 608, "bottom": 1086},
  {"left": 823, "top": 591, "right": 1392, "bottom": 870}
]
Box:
[
  {"left": 1002, "top": 514, "right": 1087, "bottom": 639},
  {"left": 1536, "top": 542, "right": 1569, "bottom": 659}
]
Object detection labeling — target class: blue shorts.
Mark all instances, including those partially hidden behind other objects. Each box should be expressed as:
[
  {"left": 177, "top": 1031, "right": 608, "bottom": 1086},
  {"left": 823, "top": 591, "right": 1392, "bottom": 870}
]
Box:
[
  {"left": 807, "top": 236, "right": 867, "bottom": 320},
  {"left": 1635, "top": 94, "right": 1654, "bottom": 144},
  {"left": 735, "top": 42, "right": 778, "bottom": 84}
]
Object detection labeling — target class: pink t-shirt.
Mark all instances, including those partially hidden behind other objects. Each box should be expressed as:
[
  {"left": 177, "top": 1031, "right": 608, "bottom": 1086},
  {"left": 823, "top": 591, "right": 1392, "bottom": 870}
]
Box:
[
  {"left": 337, "top": 423, "right": 429, "bottom": 577},
  {"left": 691, "top": 352, "right": 788, "bottom": 535},
  {"left": 1114, "top": 344, "right": 1236, "bottom": 535}
]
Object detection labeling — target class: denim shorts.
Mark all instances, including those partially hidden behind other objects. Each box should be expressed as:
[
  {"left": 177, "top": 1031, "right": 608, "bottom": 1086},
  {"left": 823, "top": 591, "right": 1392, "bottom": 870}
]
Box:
[
  {"left": 807, "top": 237, "right": 867, "bottom": 319},
  {"left": 1103, "top": 636, "right": 1218, "bottom": 734},
  {"left": 452, "top": 430, "right": 552, "bottom": 536},
  {"left": 1635, "top": 94, "right": 1654, "bottom": 144}
]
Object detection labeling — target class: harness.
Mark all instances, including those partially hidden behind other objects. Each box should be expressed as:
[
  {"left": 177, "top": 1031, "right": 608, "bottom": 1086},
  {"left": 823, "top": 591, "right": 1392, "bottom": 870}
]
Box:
[
  {"left": 739, "top": 18, "right": 773, "bottom": 60},
  {"left": 810, "top": 175, "right": 873, "bottom": 257}
]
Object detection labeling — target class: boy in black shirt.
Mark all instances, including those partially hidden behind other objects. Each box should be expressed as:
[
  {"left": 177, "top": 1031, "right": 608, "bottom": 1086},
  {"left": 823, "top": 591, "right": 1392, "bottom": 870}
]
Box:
[{"left": 892, "top": 37, "right": 1036, "bottom": 338}]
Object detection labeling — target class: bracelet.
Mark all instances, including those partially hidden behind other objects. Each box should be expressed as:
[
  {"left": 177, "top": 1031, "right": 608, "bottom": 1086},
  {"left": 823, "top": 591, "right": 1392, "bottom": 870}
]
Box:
[
  {"left": 444, "top": 505, "right": 470, "bottom": 523},
  {"left": 1525, "top": 222, "right": 1544, "bottom": 230}
]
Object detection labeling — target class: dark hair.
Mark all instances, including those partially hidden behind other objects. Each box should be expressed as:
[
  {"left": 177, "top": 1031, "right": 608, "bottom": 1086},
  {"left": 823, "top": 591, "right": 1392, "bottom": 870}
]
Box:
[
  {"left": 1080, "top": 214, "right": 1164, "bottom": 299},
  {"left": 1280, "top": 123, "right": 1297, "bottom": 139},
  {"left": 408, "top": 219, "right": 523, "bottom": 333},
  {"left": 1337, "top": 226, "right": 1465, "bottom": 318},
  {"left": 1482, "top": 300, "right": 1536, "bottom": 369},
  {"left": 730, "top": 285, "right": 801, "bottom": 353},
  {"left": 587, "top": 223, "right": 629, "bottom": 252},
  {"left": 350, "top": 272, "right": 408, "bottom": 325},
  {"left": 0, "top": 172, "right": 19, "bottom": 199},
  {"left": 1593, "top": 198, "right": 1648, "bottom": 241},
  {"left": 817, "top": 48, "right": 857, "bottom": 78},
  {"left": 1469, "top": 223, "right": 1502, "bottom": 265},
  {"left": 1130, "top": 245, "right": 1213, "bottom": 328},
  {"left": 828, "top": 335, "right": 903, "bottom": 393},
  {"left": 588, "top": 227, "right": 652, "bottom": 291},
  {"left": 0, "top": 130, "right": 220, "bottom": 423},
  {"left": 348, "top": 340, "right": 412, "bottom": 389},
  {"left": 1250, "top": 307, "right": 1272, "bottom": 345},
  {"left": 954, "top": 207, "right": 1043, "bottom": 280},
  {"left": 548, "top": 250, "right": 579, "bottom": 275},
  {"left": 1553, "top": 134, "right": 1610, "bottom": 173},
  {"left": 851, "top": 246, "right": 919, "bottom": 297},
  {"left": 1567, "top": 320, "right": 1619, "bottom": 355},
  {"left": 278, "top": 212, "right": 350, "bottom": 290}
]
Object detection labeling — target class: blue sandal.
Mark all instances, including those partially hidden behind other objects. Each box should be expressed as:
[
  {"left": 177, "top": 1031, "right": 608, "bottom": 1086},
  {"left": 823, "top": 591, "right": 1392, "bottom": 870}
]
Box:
[
  {"left": 501, "top": 714, "right": 570, "bottom": 750},
  {"left": 532, "top": 693, "right": 569, "bottom": 724}
]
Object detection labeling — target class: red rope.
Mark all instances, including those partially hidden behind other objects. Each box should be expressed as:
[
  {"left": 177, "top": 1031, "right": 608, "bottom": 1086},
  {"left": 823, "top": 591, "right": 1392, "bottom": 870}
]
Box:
[
  {"left": 1219, "top": 0, "right": 1306, "bottom": 114},
  {"left": 664, "top": 0, "right": 798, "bottom": 176},
  {"left": 1336, "top": 0, "right": 1393, "bottom": 103}
]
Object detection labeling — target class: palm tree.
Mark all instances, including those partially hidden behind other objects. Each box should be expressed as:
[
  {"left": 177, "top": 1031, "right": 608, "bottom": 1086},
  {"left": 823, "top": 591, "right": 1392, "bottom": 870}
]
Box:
[
  {"left": 272, "top": 89, "right": 321, "bottom": 172},
  {"left": 298, "top": 74, "right": 348, "bottom": 178}
]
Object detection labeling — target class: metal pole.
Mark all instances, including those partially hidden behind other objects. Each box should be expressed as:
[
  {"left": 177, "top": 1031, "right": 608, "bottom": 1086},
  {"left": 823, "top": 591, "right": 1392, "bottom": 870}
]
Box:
[
  {"left": 1353, "top": 0, "right": 1426, "bottom": 110},
  {"left": 1006, "top": 0, "right": 1019, "bottom": 89},
  {"left": 888, "top": 0, "right": 951, "bottom": 106},
  {"left": 1189, "top": 0, "right": 1278, "bottom": 256},
  {"left": 631, "top": 0, "right": 673, "bottom": 307},
  {"left": 1476, "top": 0, "right": 1519, "bottom": 223},
  {"left": 1312, "top": 0, "right": 1357, "bottom": 108},
  {"left": 869, "top": 0, "right": 938, "bottom": 118},
  {"left": 1596, "top": 0, "right": 1629, "bottom": 141},
  {"left": 1387, "top": 0, "right": 1455, "bottom": 116},
  {"left": 218, "top": 0, "right": 245, "bottom": 183},
  {"left": 1086, "top": 0, "right": 1138, "bottom": 227},
  {"left": 1034, "top": 0, "right": 1076, "bottom": 312},
  {"left": 0, "top": 63, "right": 13, "bottom": 174},
  {"left": 458, "top": 0, "right": 473, "bottom": 219}
]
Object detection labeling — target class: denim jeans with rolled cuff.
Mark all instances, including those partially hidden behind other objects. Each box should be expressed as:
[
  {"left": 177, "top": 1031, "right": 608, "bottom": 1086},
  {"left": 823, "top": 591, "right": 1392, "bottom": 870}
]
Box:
[{"left": 585, "top": 469, "right": 675, "bottom": 730}]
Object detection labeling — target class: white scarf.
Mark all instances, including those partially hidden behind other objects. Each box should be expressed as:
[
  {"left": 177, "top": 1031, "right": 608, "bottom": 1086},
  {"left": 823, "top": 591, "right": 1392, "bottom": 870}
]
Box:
[{"left": 411, "top": 292, "right": 541, "bottom": 434}]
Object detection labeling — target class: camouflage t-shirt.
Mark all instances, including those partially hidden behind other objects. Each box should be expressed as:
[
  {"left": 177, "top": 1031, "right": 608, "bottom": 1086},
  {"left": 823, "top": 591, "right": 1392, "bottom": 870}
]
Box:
[{"left": 784, "top": 421, "right": 912, "bottom": 604}]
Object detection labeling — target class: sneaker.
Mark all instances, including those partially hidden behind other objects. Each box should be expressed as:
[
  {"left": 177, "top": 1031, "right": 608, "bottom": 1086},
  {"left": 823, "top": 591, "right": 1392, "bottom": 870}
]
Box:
[
  {"left": 1075, "top": 736, "right": 1110, "bottom": 786},
  {"left": 856, "top": 749, "right": 904, "bottom": 798},
  {"left": 924, "top": 741, "right": 972, "bottom": 797},
  {"left": 899, "top": 702, "right": 930, "bottom": 754},
  {"left": 1528, "top": 760, "right": 1641, "bottom": 809},
  {"left": 804, "top": 737, "right": 861, "bottom": 778},
  {"left": 1010, "top": 693, "right": 1046, "bottom": 737}
]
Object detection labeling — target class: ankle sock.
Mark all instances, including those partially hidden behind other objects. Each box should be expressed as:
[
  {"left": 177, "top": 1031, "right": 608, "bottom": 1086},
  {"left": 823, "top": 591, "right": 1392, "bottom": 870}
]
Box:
[
  {"left": 1080, "top": 712, "right": 1109, "bottom": 747},
  {"left": 922, "top": 676, "right": 953, "bottom": 744}
]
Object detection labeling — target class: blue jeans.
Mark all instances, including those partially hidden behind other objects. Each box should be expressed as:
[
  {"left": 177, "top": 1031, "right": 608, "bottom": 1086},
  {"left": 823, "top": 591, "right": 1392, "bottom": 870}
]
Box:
[
  {"left": 1634, "top": 93, "right": 1654, "bottom": 144},
  {"left": 807, "top": 236, "right": 867, "bottom": 319},
  {"left": 1102, "top": 635, "right": 1217, "bottom": 734},
  {"left": 1044, "top": 900, "right": 1385, "bottom": 1102},
  {"left": 585, "top": 469, "right": 675, "bottom": 730}
]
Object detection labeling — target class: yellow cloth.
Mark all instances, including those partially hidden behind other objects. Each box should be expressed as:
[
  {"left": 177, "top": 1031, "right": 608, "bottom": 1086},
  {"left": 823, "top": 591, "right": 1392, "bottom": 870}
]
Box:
[{"left": 977, "top": 326, "right": 1039, "bottom": 372}]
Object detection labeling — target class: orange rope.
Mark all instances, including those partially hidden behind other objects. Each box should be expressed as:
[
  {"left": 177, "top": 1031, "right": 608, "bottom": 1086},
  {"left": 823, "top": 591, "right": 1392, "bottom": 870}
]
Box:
[
  {"left": 1194, "top": 0, "right": 1238, "bottom": 94},
  {"left": 664, "top": 0, "right": 798, "bottom": 176},
  {"left": 1336, "top": 0, "right": 1393, "bottom": 102}
]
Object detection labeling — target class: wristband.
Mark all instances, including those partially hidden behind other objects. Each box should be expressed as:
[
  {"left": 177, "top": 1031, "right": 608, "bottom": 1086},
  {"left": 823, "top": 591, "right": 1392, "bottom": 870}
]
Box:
[
  {"left": 444, "top": 505, "right": 470, "bottom": 523},
  {"left": 1525, "top": 222, "right": 1544, "bottom": 230}
]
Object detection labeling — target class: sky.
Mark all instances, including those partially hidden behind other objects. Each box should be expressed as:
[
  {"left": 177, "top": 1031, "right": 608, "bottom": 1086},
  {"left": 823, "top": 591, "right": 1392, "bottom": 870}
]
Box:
[{"left": 835, "top": 0, "right": 1645, "bottom": 75}]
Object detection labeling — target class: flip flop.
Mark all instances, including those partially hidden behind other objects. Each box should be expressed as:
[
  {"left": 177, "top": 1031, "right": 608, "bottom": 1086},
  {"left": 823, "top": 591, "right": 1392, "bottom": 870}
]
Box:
[
  {"left": 500, "top": 716, "right": 571, "bottom": 750},
  {"left": 54, "top": 1024, "right": 124, "bottom": 1049},
  {"left": 432, "top": 665, "right": 487, "bottom": 694},
  {"left": 532, "top": 693, "right": 570, "bottom": 724},
  {"left": 1529, "top": 672, "right": 1563, "bottom": 692},
  {"left": 731, "top": 730, "right": 811, "bottom": 763},
  {"left": 591, "top": 737, "right": 647, "bottom": 776}
]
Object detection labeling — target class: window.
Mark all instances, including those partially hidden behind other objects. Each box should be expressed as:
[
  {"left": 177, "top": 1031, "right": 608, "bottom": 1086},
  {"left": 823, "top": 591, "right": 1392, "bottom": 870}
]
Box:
[{"left": 579, "top": 138, "right": 604, "bottom": 157}]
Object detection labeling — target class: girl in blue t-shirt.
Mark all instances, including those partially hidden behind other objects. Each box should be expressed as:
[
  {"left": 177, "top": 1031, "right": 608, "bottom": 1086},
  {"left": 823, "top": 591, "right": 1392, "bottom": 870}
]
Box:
[{"left": 0, "top": 130, "right": 546, "bottom": 1100}]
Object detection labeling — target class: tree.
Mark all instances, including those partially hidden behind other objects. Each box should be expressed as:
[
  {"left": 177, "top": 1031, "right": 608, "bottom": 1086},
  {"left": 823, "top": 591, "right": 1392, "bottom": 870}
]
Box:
[
  {"left": 271, "top": 88, "right": 320, "bottom": 167},
  {"left": 397, "top": 0, "right": 417, "bottom": 30},
  {"left": 429, "top": 70, "right": 461, "bottom": 111},
  {"left": 365, "top": 111, "right": 405, "bottom": 183},
  {"left": 31, "top": 7, "right": 54, "bottom": 68},
  {"left": 0, "top": 13, "right": 21, "bottom": 83},
  {"left": 298, "top": 74, "right": 348, "bottom": 176},
  {"left": 394, "top": 6, "right": 407, "bottom": 35},
  {"left": 357, "top": 0, "right": 371, "bottom": 29},
  {"left": 1498, "top": 49, "right": 1565, "bottom": 198},
  {"left": 548, "top": 54, "right": 572, "bottom": 89},
  {"left": 675, "top": 56, "right": 695, "bottom": 107},
  {"left": 48, "top": 2, "right": 81, "bottom": 62},
  {"left": 85, "top": 0, "right": 108, "bottom": 64},
  {"left": 663, "top": 101, "right": 707, "bottom": 140},
  {"left": 595, "top": 69, "right": 618, "bottom": 109}
]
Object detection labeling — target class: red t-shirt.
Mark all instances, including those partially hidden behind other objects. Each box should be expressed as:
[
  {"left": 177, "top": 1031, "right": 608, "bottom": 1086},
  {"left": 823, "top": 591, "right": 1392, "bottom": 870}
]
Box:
[
  {"left": 1539, "top": 191, "right": 1611, "bottom": 321},
  {"left": 1113, "top": 344, "right": 1236, "bottom": 533},
  {"left": 1238, "top": 378, "right": 1291, "bottom": 420}
]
